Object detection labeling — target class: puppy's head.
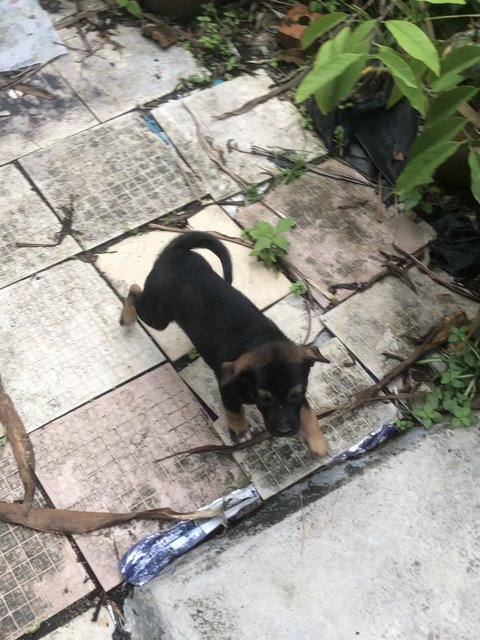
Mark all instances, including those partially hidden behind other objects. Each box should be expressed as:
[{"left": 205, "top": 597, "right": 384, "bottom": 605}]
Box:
[
  {"left": 119, "top": 284, "right": 143, "bottom": 326},
  {"left": 219, "top": 342, "right": 329, "bottom": 438}
]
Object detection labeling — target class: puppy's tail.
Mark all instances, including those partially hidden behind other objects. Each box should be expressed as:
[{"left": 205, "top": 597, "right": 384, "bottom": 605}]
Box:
[{"left": 163, "top": 231, "right": 233, "bottom": 284}]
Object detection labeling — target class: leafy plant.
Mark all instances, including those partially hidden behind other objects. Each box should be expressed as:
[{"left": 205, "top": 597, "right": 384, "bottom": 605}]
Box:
[
  {"left": 115, "top": 0, "right": 142, "bottom": 18},
  {"left": 241, "top": 217, "right": 296, "bottom": 267},
  {"left": 396, "top": 324, "right": 480, "bottom": 430},
  {"left": 274, "top": 153, "right": 309, "bottom": 186},
  {"left": 290, "top": 280, "right": 308, "bottom": 296},
  {"left": 188, "top": 347, "right": 200, "bottom": 361},
  {"left": 296, "top": 9, "right": 480, "bottom": 206},
  {"left": 242, "top": 182, "right": 262, "bottom": 203}
]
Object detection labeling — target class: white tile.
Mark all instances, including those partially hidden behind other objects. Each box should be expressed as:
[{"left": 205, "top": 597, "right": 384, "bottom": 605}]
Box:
[
  {"left": 264, "top": 294, "right": 323, "bottom": 344},
  {"left": 153, "top": 70, "right": 325, "bottom": 199},
  {"left": 52, "top": 25, "right": 200, "bottom": 121},
  {"left": 0, "top": 164, "right": 81, "bottom": 289},
  {"left": 42, "top": 607, "right": 114, "bottom": 640},
  {"left": 0, "top": 259, "right": 163, "bottom": 432}
]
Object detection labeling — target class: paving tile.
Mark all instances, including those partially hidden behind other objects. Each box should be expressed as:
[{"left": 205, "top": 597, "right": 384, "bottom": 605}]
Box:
[
  {"left": 20, "top": 112, "right": 202, "bottom": 249},
  {"left": 236, "top": 162, "right": 432, "bottom": 307},
  {"left": 0, "top": 164, "right": 81, "bottom": 289},
  {"left": 52, "top": 25, "right": 200, "bottom": 122},
  {"left": 0, "top": 259, "right": 163, "bottom": 432},
  {"left": 0, "top": 70, "right": 98, "bottom": 165},
  {"left": 96, "top": 205, "right": 291, "bottom": 360},
  {"left": 0, "top": 442, "right": 94, "bottom": 640},
  {"left": 207, "top": 337, "right": 396, "bottom": 499},
  {"left": 322, "top": 268, "right": 479, "bottom": 379},
  {"left": 32, "top": 365, "right": 245, "bottom": 590},
  {"left": 263, "top": 293, "right": 324, "bottom": 344},
  {"left": 152, "top": 70, "right": 324, "bottom": 199},
  {"left": 41, "top": 607, "right": 114, "bottom": 640}
]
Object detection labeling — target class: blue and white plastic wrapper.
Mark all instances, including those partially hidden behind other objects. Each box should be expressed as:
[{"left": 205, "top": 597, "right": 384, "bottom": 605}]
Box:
[
  {"left": 330, "top": 423, "right": 398, "bottom": 463},
  {"left": 120, "top": 485, "right": 261, "bottom": 586}
]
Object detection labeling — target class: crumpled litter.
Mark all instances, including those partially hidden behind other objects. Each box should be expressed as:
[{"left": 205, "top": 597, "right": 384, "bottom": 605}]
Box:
[{"left": 429, "top": 215, "right": 480, "bottom": 279}]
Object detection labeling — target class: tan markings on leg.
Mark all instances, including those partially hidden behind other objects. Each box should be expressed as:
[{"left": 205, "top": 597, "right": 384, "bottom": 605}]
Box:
[
  {"left": 119, "top": 284, "right": 142, "bottom": 326},
  {"left": 300, "top": 406, "right": 329, "bottom": 457},
  {"left": 224, "top": 406, "right": 249, "bottom": 436}
]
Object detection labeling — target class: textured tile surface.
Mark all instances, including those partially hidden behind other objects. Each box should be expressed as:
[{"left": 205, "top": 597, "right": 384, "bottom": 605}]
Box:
[
  {"left": 20, "top": 112, "right": 201, "bottom": 248},
  {"left": 263, "top": 293, "right": 324, "bottom": 343},
  {"left": 0, "top": 259, "right": 163, "bottom": 432},
  {"left": 32, "top": 365, "right": 245, "bottom": 590},
  {"left": 236, "top": 164, "right": 431, "bottom": 306},
  {"left": 0, "top": 164, "right": 81, "bottom": 289},
  {"left": 42, "top": 607, "right": 114, "bottom": 640},
  {"left": 0, "top": 443, "right": 93, "bottom": 640},
  {"left": 153, "top": 71, "right": 324, "bottom": 199},
  {"left": 52, "top": 25, "right": 199, "bottom": 122},
  {"left": 97, "top": 205, "right": 290, "bottom": 360},
  {"left": 0, "top": 71, "right": 98, "bottom": 166},
  {"left": 182, "top": 338, "right": 396, "bottom": 498},
  {"left": 322, "top": 268, "right": 479, "bottom": 378}
]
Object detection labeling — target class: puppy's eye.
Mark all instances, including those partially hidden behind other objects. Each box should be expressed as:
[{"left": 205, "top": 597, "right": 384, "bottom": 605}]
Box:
[{"left": 257, "top": 389, "right": 273, "bottom": 403}]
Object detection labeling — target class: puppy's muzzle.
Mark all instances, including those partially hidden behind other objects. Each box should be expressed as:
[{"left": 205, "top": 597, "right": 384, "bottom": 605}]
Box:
[{"left": 268, "top": 418, "right": 300, "bottom": 438}]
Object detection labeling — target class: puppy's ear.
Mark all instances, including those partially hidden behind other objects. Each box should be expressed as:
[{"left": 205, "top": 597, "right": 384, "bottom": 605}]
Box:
[
  {"left": 298, "top": 344, "right": 330, "bottom": 364},
  {"left": 219, "top": 354, "right": 251, "bottom": 387},
  {"left": 119, "top": 284, "right": 142, "bottom": 326}
]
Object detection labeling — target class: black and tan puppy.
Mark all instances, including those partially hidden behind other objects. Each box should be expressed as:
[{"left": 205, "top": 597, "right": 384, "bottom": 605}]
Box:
[{"left": 120, "top": 231, "right": 329, "bottom": 456}]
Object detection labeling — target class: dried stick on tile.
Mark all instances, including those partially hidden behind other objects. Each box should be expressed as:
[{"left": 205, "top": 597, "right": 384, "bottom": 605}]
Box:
[{"left": 0, "top": 376, "right": 36, "bottom": 517}]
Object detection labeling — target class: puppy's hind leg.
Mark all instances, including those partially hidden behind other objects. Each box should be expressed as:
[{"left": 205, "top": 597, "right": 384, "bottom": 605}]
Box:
[
  {"left": 300, "top": 402, "right": 329, "bottom": 457},
  {"left": 221, "top": 390, "right": 251, "bottom": 444}
]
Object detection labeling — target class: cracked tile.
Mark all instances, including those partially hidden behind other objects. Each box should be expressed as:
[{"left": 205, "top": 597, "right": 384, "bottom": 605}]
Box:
[
  {"left": 52, "top": 25, "right": 200, "bottom": 122},
  {"left": 0, "top": 443, "right": 93, "bottom": 640},
  {"left": 0, "top": 164, "right": 81, "bottom": 289},
  {"left": 322, "top": 268, "right": 479, "bottom": 378},
  {"left": 20, "top": 112, "right": 202, "bottom": 249},
  {"left": 152, "top": 70, "right": 324, "bottom": 199},
  {"left": 0, "top": 259, "right": 163, "bottom": 432},
  {"left": 96, "top": 205, "right": 290, "bottom": 360},
  {"left": 187, "top": 337, "right": 396, "bottom": 499},
  {"left": 236, "top": 163, "right": 432, "bottom": 306},
  {"left": 32, "top": 365, "right": 245, "bottom": 590}
]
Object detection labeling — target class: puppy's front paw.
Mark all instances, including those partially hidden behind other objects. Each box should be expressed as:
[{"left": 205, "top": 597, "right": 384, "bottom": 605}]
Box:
[
  {"left": 228, "top": 426, "right": 253, "bottom": 445},
  {"left": 300, "top": 406, "right": 329, "bottom": 457},
  {"left": 304, "top": 430, "right": 329, "bottom": 457}
]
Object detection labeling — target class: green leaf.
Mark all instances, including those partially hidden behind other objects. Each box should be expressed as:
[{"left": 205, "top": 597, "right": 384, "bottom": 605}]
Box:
[
  {"left": 126, "top": 0, "right": 142, "bottom": 17},
  {"left": 254, "top": 236, "right": 273, "bottom": 252},
  {"left": 430, "top": 72, "right": 464, "bottom": 92},
  {"left": 331, "top": 27, "right": 351, "bottom": 55},
  {"left": 395, "top": 140, "right": 463, "bottom": 194},
  {"left": 301, "top": 12, "right": 348, "bottom": 48},
  {"left": 272, "top": 235, "right": 289, "bottom": 251},
  {"left": 427, "top": 86, "right": 479, "bottom": 127},
  {"left": 253, "top": 221, "right": 274, "bottom": 235},
  {"left": 385, "top": 21, "right": 440, "bottom": 76},
  {"left": 117, "top": 0, "right": 128, "bottom": 5},
  {"left": 349, "top": 20, "right": 377, "bottom": 53},
  {"left": 441, "top": 46, "right": 480, "bottom": 76},
  {"left": 420, "top": 0, "right": 465, "bottom": 4},
  {"left": 409, "top": 116, "right": 466, "bottom": 160},
  {"left": 376, "top": 46, "right": 427, "bottom": 115},
  {"left": 468, "top": 149, "right": 480, "bottom": 205},
  {"left": 275, "top": 217, "right": 295, "bottom": 233},
  {"left": 315, "top": 56, "right": 366, "bottom": 114},
  {"left": 296, "top": 53, "right": 363, "bottom": 103}
]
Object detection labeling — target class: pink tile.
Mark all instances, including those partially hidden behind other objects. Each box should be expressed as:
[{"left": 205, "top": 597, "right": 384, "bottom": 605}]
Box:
[
  {"left": 236, "top": 161, "right": 431, "bottom": 307},
  {"left": 32, "top": 365, "right": 245, "bottom": 590},
  {"left": 0, "top": 445, "right": 94, "bottom": 640}
]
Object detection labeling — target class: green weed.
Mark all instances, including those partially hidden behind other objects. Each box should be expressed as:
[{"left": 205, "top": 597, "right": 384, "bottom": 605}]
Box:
[
  {"left": 290, "top": 280, "right": 308, "bottom": 296},
  {"left": 241, "top": 217, "right": 295, "bottom": 268},
  {"left": 115, "top": 0, "right": 142, "bottom": 18}
]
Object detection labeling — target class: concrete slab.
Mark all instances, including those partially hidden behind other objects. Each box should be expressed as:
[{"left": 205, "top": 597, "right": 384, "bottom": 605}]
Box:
[
  {"left": 97, "top": 205, "right": 291, "bottom": 360},
  {"left": 0, "top": 442, "right": 93, "bottom": 640},
  {"left": 32, "top": 365, "right": 245, "bottom": 591},
  {"left": 0, "top": 70, "right": 98, "bottom": 166},
  {"left": 41, "top": 607, "right": 113, "bottom": 640},
  {"left": 0, "top": 164, "right": 81, "bottom": 289},
  {"left": 322, "top": 268, "right": 479, "bottom": 378},
  {"left": 20, "top": 112, "right": 201, "bottom": 249},
  {"left": 0, "top": 259, "right": 163, "bottom": 432},
  {"left": 124, "top": 427, "right": 480, "bottom": 640},
  {"left": 152, "top": 70, "right": 324, "bottom": 199},
  {"left": 236, "top": 164, "right": 431, "bottom": 306},
  {"left": 263, "top": 293, "right": 324, "bottom": 344},
  {"left": 52, "top": 25, "right": 200, "bottom": 122},
  {"left": 181, "top": 337, "right": 396, "bottom": 498}
]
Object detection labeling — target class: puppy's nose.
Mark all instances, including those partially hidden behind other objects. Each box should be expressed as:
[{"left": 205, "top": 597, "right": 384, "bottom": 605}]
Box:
[{"left": 275, "top": 423, "right": 298, "bottom": 437}]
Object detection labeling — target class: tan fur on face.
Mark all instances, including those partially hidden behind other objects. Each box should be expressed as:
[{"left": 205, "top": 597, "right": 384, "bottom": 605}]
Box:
[{"left": 300, "top": 406, "right": 328, "bottom": 457}]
